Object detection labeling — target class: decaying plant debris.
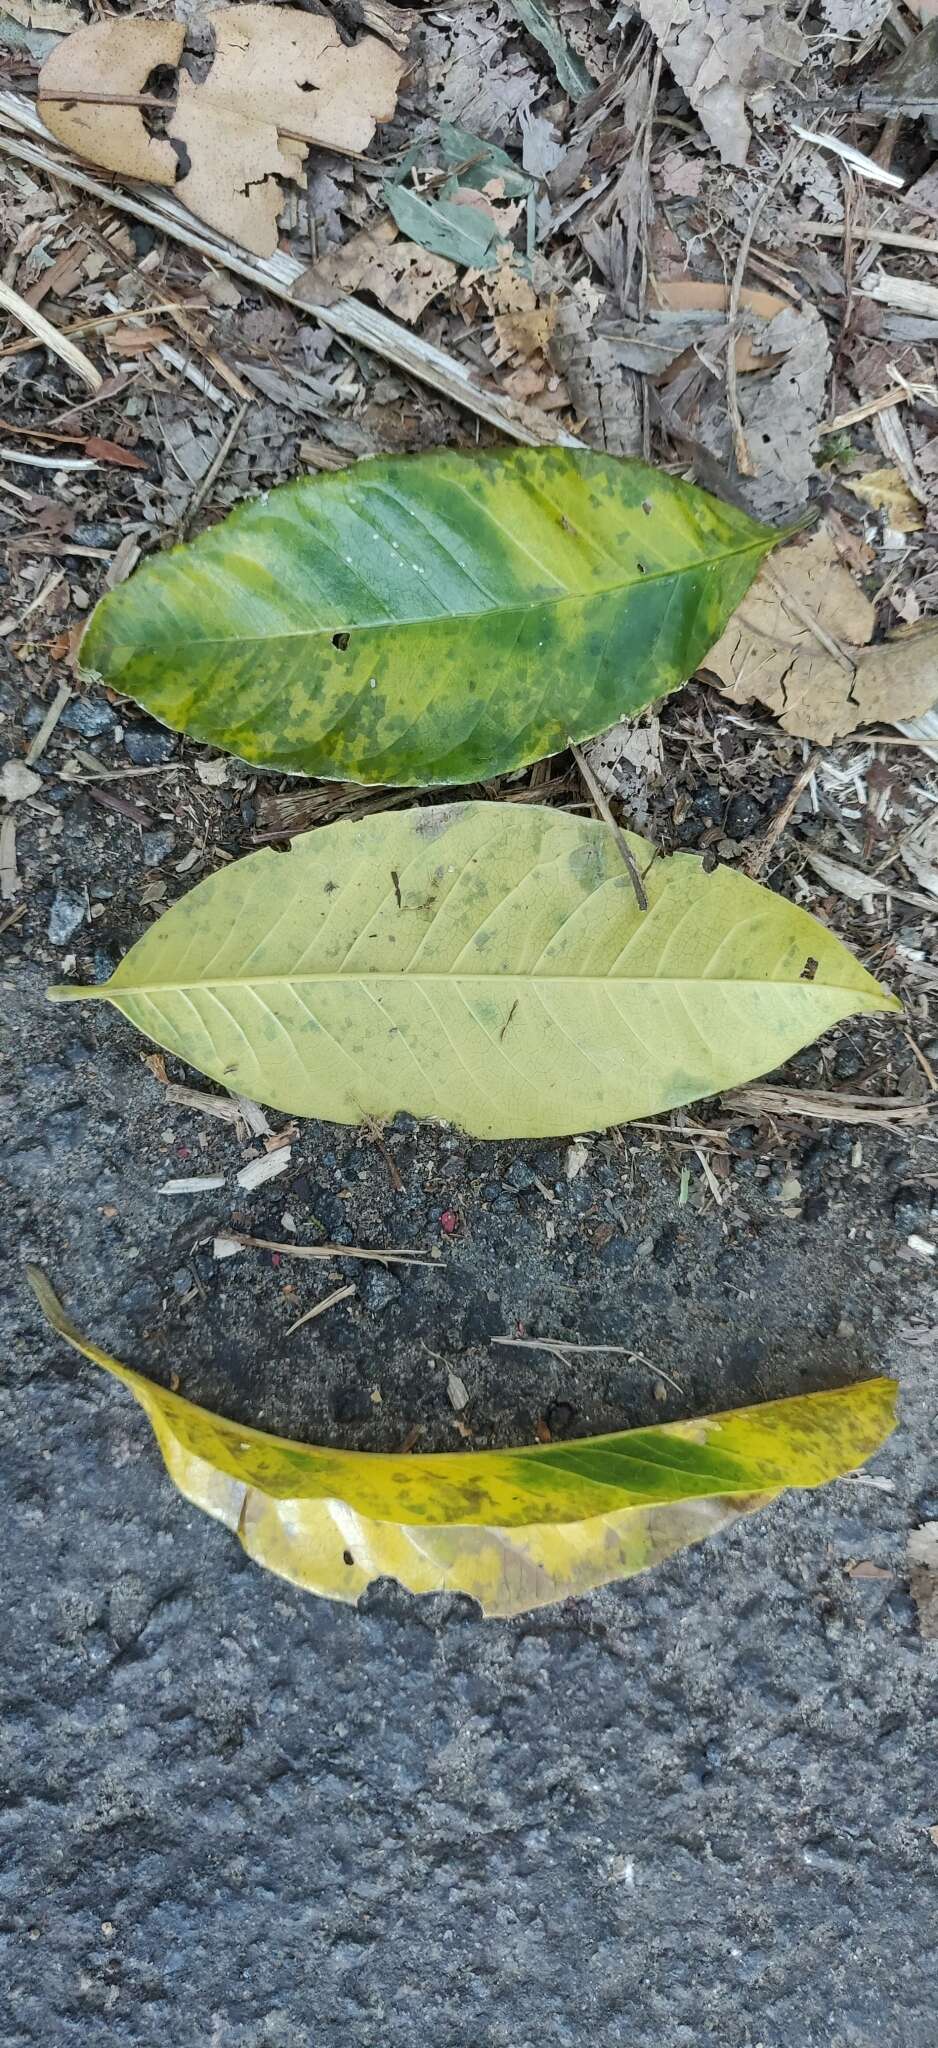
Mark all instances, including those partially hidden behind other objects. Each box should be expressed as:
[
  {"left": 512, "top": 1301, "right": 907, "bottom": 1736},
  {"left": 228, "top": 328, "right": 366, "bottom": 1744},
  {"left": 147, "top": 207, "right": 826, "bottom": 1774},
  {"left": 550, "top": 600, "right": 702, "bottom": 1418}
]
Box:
[{"left": 1, "top": 1, "right": 936, "bottom": 1484}]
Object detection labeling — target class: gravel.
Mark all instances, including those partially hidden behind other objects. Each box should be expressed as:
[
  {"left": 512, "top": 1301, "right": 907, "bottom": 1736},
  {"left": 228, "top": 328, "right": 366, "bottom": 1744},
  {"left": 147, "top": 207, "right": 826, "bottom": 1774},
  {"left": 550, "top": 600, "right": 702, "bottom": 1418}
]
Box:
[{"left": 46, "top": 886, "right": 85, "bottom": 945}]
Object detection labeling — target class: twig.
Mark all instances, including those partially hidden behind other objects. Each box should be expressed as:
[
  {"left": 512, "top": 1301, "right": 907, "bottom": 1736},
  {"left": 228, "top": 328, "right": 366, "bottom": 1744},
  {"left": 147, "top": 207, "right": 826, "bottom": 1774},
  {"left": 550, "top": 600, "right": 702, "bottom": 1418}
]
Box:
[
  {"left": 788, "top": 219, "right": 938, "bottom": 257},
  {"left": 0, "top": 445, "right": 99, "bottom": 471},
  {"left": 721, "top": 1085, "right": 930, "bottom": 1128},
  {"left": 226, "top": 1230, "right": 441, "bottom": 1267},
  {"left": 24, "top": 678, "right": 71, "bottom": 766},
  {"left": 0, "top": 901, "right": 26, "bottom": 937},
  {"left": 762, "top": 561, "right": 855, "bottom": 673},
  {"left": 0, "top": 273, "right": 101, "bottom": 393},
  {"left": 570, "top": 739, "right": 648, "bottom": 911},
  {"left": 727, "top": 139, "right": 803, "bottom": 475},
  {"left": 491, "top": 1335, "right": 683, "bottom": 1393},
  {"left": 178, "top": 400, "right": 250, "bottom": 538},
  {"left": 287, "top": 1282, "right": 356, "bottom": 1336},
  {"left": 746, "top": 747, "right": 822, "bottom": 878}
]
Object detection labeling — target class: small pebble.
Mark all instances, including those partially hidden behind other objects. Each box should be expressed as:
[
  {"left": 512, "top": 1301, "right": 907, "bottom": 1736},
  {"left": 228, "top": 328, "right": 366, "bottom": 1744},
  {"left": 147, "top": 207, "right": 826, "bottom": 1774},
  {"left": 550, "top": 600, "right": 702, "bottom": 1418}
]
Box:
[
  {"left": 47, "top": 887, "right": 85, "bottom": 946},
  {"left": 125, "top": 728, "right": 177, "bottom": 767},
  {"left": 62, "top": 698, "right": 115, "bottom": 739},
  {"left": 142, "top": 829, "right": 176, "bottom": 867},
  {"left": 0, "top": 760, "right": 41, "bottom": 802},
  {"left": 358, "top": 1266, "right": 399, "bottom": 1313}
]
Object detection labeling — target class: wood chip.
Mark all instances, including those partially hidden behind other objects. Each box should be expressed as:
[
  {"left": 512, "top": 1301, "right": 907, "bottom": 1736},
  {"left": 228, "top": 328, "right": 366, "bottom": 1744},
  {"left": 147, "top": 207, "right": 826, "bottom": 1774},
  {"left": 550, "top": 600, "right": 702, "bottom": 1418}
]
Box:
[
  {"left": 158, "top": 1175, "right": 226, "bottom": 1194},
  {"left": 236, "top": 1147, "right": 292, "bottom": 1191}
]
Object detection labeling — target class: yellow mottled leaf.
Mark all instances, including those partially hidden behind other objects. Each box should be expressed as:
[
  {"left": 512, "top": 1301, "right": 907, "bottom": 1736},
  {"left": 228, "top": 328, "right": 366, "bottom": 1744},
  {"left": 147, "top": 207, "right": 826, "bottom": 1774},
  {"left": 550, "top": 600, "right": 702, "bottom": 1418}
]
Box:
[
  {"left": 47, "top": 802, "right": 899, "bottom": 1139},
  {"left": 28, "top": 1268, "right": 898, "bottom": 1618},
  {"left": 77, "top": 446, "right": 779, "bottom": 788}
]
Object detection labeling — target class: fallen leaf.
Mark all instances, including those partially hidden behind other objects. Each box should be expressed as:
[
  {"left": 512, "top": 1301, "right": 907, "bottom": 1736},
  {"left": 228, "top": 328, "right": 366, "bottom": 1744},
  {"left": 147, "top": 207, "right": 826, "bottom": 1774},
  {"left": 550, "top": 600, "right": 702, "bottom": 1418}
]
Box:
[
  {"left": 656, "top": 148, "right": 706, "bottom": 199},
  {"left": 846, "top": 1557, "right": 894, "bottom": 1580},
  {"left": 39, "top": 18, "right": 183, "bottom": 188},
  {"left": 909, "top": 1523, "right": 938, "bottom": 1639},
  {"left": 551, "top": 285, "right": 643, "bottom": 455},
  {"left": 635, "top": 0, "right": 807, "bottom": 166},
  {"left": 511, "top": 0, "right": 593, "bottom": 99},
  {"left": 384, "top": 180, "right": 504, "bottom": 270},
  {"left": 39, "top": 8, "right": 404, "bottom": 257},
  {"left": 702, "top": 527, "right": 938, "bottom": 743},
  {"left": 4, "top": 0, "right": 84, "bottom": 33},
  {"left": 299, "top": 218, "right": 457, "bottom": 324},
  {"left": 29, "top": 1266, "right": 897, "bottom": 1619},
  {"left": 844, "top": 466, "right": 925, "bottom": 533},
  {"left": 76, "top": 446, "right": 779, "bottom": 787},
  {"left": 47, "top": 802, "right": 898, "bottom": 1139}
]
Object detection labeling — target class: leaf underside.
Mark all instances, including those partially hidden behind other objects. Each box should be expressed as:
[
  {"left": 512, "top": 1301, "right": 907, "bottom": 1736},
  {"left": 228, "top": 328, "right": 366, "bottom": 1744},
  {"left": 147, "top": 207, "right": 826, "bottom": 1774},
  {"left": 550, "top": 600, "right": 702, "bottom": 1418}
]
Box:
[
  {"left": 48, "top": 803, "right": 898, "bottom": 1140},
  {"left": 78, "top": 447, "right": 777, "bottom": 787},
  {"left": 28, "top": 1268, "right": 897, "bottom": 1618}
]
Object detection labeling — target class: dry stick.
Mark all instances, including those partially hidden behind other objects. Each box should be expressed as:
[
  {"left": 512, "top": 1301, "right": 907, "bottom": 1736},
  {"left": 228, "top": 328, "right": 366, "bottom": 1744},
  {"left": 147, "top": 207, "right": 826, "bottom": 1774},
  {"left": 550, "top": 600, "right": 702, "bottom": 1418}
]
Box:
[
  {"left": 24, "top": 679, "right": 71, "bottom": 767},
  {"left": 0, "top": 273, "right": 101, "bottom": 393},
  {"left": 746, "top": 747, "right": 823, "bottom": 879},
  {"left": 491, "top": 1335, "right": 683, "bottom": 1393},
  {"left": 178, "top": 399, "right": 251, "bottom": 538},
  {"left": 226, "top": 1230, "right": 441, "bottom": 1268},
  {"left": 762, "top": 559, "right": 856, "bottom": 673},
  {"left": 0, "top": 93, "right": 583, "bottom": 452},
  {"left": 287, "top": 1282, "right": 357, "bottom": 1336},
  {"left": 726, "top": 139, "right": 804, "bottom": 476},
  {"left": 789, "top": 219, "right": 938, "bottom": 257},
  {"left": 721, "top": 1085, "right": 930, "bottom": 1128},
  {"left": 569, "top": 739, "right": 648, "bottom": 911}
]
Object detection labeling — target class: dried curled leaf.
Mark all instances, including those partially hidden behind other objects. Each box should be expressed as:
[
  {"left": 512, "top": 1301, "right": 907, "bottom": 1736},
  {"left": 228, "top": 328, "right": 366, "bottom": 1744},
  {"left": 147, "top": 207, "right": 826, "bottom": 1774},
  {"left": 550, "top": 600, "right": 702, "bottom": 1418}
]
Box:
[
  {"left": 77, "top": 446, "right": 779, "bottom": 787},
  {"left": 634, "top": 0, "right": 807, "bottom": 166},
  {"left": 48, "top": 802, "right": 899, "bottom": 1139},
  {"left": 39, "top": 8, "right": 404, "bottom": 256},
  {"left": 28, "top": 1267, "right": 898, "bottom": 1618},
  {"left": 703, "top": 527, "right": 938, "bottom": 743},
  {"left": 298, "top": 219, "right": 457, "bottom": 325}
]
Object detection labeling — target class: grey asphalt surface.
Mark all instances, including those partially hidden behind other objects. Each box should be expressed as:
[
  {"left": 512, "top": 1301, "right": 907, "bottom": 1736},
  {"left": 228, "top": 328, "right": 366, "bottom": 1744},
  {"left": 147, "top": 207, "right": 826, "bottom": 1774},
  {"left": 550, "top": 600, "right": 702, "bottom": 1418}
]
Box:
[{"left": 2, "top": 927, "right": 937, "bottom": 2048}]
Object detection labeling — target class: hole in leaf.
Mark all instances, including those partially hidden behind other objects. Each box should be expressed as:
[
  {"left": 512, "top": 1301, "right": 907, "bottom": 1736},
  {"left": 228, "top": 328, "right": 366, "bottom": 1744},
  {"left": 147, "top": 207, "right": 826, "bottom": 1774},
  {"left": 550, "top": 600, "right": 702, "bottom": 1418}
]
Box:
[
  {"left": 332, "top": 631, "right": 350, "bottom": 651},
  {"left": 343, "top": 1549, "right": 354, "bottom": 1566},
  {"left": 801, "top": 956, "right": 818, "bottom": 981}
]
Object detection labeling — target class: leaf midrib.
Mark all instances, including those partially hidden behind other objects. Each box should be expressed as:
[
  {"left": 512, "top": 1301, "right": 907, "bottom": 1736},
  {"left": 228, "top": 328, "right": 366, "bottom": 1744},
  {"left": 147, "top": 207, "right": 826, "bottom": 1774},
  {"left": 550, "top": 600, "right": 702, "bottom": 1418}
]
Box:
[
  {"left": 124, "top": 534, "right": 771, "bottom": 646},
  {"left": 107, "top": 972, "right": 869, "bottom": 997}
]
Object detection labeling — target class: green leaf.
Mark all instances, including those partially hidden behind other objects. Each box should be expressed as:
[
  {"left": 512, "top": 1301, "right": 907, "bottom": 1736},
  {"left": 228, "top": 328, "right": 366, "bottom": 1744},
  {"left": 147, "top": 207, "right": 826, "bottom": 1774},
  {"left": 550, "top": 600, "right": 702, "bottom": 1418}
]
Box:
[
  {"left": 384, "top": 181, "right": 503, "bottom": 268},
  {"left": 438, "top": 121, "right": 534, "bottom": 198},
  {"left": 78, "top": 447, "right": 779, "bottom": 789},
  {"left": 28, "top": 1266, "right": 898, "bottom": 1617},
  {"left": 48, "top": 802, "right": 899, "bottom": 1139},
  {"left": 511, "top": 0, "right": 594, "bottom": 99}
]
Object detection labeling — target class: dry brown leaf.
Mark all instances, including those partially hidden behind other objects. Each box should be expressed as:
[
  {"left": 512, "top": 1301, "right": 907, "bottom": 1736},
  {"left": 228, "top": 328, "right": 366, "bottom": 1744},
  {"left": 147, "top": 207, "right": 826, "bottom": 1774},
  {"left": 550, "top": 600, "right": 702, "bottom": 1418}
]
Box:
[
  {"left": 4, "top": 0, "right": 83, "bottom": 28},
  {"left": 299, "top": 219, "right": 456, "bottom": 324},
  {"left": 845, "top": 466, "right": 925, "bottom": 533},
  {"left": 550, "top": 283, "right": 642, "bottom": 458},
  {"left": 635, "top": 1, "right": 806, "bottom": 166},
  {"left": 39, "top": 8, "right": 404, "bottom": 257},
  {"left": 38, "top": 19, "right": 184, "bottom": 187},
  {"left": 702, "top": 528, "right": 938, "bottom": 744}
]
